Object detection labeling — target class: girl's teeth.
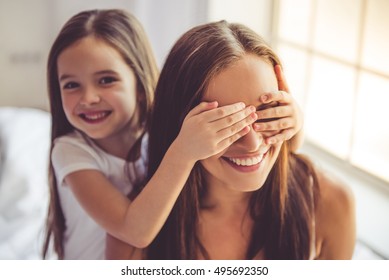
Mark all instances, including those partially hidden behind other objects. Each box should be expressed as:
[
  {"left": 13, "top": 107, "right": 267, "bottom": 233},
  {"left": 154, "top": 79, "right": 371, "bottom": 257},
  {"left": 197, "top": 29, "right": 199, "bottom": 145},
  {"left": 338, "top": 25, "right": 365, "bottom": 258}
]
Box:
[
  {"left": 83, "top": 112, "right": 108, "bottom": 120},
  {"left": 228, "top": 155, "right": 264, "bottom": 166}
]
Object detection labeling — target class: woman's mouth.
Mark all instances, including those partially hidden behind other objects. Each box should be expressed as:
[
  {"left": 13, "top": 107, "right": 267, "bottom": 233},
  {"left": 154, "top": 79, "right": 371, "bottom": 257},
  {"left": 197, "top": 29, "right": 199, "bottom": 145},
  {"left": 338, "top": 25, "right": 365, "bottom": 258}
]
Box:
[{"left": 223, "top": 151, "right": 268, "bottom": 172}]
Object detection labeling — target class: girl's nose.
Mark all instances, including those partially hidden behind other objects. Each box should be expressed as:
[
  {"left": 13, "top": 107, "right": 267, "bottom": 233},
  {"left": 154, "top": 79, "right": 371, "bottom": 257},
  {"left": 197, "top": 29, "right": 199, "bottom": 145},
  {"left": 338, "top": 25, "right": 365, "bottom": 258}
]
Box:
[
  {"left": 80, "top": 87, "right": 100, "bottom": 106},
  {"left": 235, "top": 125, "right": 264, "bottom": 152}
]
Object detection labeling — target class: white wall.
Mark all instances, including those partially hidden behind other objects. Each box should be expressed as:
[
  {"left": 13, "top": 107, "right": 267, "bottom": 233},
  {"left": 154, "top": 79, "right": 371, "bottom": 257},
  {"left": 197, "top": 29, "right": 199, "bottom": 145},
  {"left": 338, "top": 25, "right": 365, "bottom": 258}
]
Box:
[
  {"left": 207, "top": 0, "right": 273, "bottom": 42},
  {"left": 0, "top": 0, "right": 51, "bottom": 109}
]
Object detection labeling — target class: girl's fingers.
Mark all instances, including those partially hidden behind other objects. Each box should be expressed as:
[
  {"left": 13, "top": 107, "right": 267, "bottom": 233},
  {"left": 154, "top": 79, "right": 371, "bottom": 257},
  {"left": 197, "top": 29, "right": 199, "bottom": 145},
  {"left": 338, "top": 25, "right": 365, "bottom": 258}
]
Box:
[
  {"left": 217, "top": 112, "right": 257, "bottom": 140},
  {"left": 210, "top": 105, "right": 256, "bottom": 130},
  {"left": 200, "top": 102, "right": 247, "bottom": 122},
  {"left": 254, "top": 117, "right": 294, "bottom": 132},
  {"left": 275, "top": 64, "right": 290, "bottom": 93},
  {"left": 185, "top": 101, "right": 218, "bottom": 118},
  {"left": 217, "top": 125, "right": 251, "bottom": 150},
  {"left": 265, "top": 128, "right": 295, "bottom": 144},
  {"left": 260, "top": 91, "right": 291, "bottom": 104},
  {"left": 256, "top": 105, "right": 293, "bottom": 120}
]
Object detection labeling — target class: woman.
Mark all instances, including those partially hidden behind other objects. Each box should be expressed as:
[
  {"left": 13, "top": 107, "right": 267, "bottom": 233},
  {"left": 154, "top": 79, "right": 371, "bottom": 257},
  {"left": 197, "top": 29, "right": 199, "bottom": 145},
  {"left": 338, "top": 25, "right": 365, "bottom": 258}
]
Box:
[{"left": 108, "top": 20, "right": 356, "bottom": 260}]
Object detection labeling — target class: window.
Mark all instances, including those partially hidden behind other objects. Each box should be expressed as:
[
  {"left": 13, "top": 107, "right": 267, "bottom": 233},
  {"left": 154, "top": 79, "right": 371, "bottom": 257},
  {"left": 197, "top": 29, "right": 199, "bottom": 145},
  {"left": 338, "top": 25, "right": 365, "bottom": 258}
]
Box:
[{"left": 274, "top": 0, "right": 389, "bottom": 183}]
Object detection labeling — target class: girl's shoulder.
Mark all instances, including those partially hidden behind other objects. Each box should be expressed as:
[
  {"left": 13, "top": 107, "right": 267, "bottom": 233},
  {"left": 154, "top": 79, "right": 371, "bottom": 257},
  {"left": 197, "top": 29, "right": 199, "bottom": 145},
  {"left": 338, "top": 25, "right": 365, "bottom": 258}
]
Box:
[
  {"left": 51, "top": 130, "right": 110, "bottom": 182},
  {"left": 54, "top": 130, "right": 89, "bottom": 146},
  {"left": 53, "top": 130, "right": 106, "bottom": 161},
  {"left": 314, "top": 168, "right": 356, "bottom": 259}
]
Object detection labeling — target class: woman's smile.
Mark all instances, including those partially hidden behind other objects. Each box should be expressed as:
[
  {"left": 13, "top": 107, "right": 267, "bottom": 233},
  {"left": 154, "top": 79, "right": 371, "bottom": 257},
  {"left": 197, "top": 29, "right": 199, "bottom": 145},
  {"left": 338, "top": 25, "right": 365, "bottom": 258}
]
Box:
[{"left": 222, "top": 150, "right": 269, "bottom": 172}]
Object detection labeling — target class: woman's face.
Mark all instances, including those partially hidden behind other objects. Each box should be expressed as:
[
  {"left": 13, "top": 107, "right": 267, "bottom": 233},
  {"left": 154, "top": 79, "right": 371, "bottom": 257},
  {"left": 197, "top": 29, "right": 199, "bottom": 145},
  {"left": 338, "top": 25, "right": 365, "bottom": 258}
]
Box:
[{"left": 201, "top": 54, "right": 283, "bottom": 193}]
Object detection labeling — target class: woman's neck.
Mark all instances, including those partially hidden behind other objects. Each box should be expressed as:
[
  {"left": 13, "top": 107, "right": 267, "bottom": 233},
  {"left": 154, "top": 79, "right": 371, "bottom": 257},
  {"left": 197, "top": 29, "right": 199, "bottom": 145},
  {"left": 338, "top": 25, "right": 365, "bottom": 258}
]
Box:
[
  {"left": 202, "top": 183, "right": 252, "bottom": 217},
  {"left": 198, "top": 183, "right": 254, "bottom": 260}
]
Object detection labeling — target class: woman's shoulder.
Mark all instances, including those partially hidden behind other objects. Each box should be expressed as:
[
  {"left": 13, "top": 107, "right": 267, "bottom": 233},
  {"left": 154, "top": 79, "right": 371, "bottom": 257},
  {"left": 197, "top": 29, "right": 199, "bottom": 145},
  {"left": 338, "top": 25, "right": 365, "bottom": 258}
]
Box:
[
  {"left": 315, "top": 168, "right": 354, "bottom": 211},
  {"left": 314, "top": 167, "right": 356, "bottom": 259}
]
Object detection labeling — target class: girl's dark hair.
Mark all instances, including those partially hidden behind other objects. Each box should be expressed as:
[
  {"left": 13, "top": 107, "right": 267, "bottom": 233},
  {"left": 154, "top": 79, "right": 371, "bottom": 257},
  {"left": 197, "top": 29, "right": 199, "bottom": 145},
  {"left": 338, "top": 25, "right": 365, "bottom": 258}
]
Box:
[
  {"left": 143, "top": 20, "right": 319, "bottom": 259},
  {"left": 43, "top": 9, "right": 158, "bottom": 259}
]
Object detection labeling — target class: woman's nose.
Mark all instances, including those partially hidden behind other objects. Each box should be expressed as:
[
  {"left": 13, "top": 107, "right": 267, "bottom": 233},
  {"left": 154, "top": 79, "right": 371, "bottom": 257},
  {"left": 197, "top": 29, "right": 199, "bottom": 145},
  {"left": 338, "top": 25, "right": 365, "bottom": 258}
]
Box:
[
  {"left": 80, "top": 87, "right": 100, "bottom": 105},
  {"left": 235, "top": 126, "right": 264, "bottom": 152}
]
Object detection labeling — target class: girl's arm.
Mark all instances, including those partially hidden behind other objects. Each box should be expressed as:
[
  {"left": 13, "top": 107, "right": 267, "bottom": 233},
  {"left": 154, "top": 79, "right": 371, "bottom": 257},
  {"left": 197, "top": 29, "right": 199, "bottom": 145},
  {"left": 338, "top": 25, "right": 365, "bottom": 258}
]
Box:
[
  {"left": 105, "top": 233, "right": 143, "bottom": 260},
  {"left": 65, "top": 101, "right": 257, "bottom": 248},
  {"left": 254, "top": 65, "right": 304, "bottom": 151}
]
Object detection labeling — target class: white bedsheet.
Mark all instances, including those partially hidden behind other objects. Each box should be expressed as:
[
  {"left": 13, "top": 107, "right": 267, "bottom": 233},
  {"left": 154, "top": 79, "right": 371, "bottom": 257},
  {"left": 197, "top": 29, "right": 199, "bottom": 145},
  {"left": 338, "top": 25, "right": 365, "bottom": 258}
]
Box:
[{"left": 0, "top": 107, "right": 51, "bottom": 259}]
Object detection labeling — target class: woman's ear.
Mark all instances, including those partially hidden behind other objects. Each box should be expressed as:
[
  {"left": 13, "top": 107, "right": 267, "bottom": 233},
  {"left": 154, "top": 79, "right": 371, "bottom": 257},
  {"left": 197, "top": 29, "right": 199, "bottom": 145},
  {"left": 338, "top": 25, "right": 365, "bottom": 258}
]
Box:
[{"left": 274, "top": 65, "right": 290, "bottom": 93}]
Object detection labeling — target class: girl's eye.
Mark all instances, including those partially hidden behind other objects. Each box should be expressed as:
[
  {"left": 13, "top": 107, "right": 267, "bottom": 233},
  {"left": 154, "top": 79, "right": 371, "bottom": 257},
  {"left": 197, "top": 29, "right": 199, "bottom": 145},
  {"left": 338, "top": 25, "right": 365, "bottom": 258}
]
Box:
[
  {"left": 63, "top": 82, "right": 79, "bottom": 90},
  {"left": 100, "top": 77, "right": 117, "bottom": 84}
]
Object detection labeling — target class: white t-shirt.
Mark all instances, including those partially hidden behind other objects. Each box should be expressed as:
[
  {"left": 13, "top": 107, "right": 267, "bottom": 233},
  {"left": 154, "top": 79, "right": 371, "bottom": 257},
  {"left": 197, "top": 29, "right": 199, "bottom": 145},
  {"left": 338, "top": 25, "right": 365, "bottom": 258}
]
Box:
[{"left": 52, "top": 130, "right": 148, "bottom": 259}]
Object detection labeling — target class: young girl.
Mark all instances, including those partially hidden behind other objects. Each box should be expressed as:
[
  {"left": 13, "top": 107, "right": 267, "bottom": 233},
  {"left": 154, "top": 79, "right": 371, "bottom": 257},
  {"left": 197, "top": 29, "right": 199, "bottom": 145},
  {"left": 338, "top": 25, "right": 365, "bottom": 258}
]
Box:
[
  {"left": 43, "top": 10, "right": 304, "bottom": 259},
  {"left": 107, "top": 20, "right": 356, "bottom": 260}
]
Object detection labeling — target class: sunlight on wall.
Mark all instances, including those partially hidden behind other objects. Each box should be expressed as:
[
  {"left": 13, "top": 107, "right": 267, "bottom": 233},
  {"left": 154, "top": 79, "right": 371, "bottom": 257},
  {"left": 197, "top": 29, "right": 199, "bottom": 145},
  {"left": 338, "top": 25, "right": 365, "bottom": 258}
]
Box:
[{"left": 207, "top": 0, "right": 272, "bottom": 41}]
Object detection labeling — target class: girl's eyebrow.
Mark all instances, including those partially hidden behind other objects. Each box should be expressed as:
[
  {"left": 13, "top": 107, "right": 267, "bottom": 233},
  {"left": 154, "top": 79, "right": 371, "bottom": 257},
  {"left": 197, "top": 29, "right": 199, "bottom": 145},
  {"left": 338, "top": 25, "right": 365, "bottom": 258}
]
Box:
[
  {"left": 59, "top": 70, "right": 118, "bottom": 81},
  {"left": 94, "top": 70, "right": 118, "bottom": 76},
  {"left": 59, "top": 74, "right": 74, "bottom": 82}
]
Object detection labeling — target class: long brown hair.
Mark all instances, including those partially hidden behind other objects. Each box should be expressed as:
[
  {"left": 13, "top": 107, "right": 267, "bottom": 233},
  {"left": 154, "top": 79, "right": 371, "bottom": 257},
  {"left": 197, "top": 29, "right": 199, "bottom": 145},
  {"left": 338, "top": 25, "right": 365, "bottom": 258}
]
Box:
[
  {"left": 42, "top": 9, "right": 158, "bottom": 259},
  {"left": 144, "top": 21, "right": 318, "bottom": 259}
]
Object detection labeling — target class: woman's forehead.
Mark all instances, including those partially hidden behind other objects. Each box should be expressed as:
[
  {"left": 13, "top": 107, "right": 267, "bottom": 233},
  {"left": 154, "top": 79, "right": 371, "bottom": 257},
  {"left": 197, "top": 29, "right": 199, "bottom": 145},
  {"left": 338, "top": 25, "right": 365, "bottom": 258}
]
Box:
[{"left": 204, "top": 54, "right": 278, "bottom": 106}]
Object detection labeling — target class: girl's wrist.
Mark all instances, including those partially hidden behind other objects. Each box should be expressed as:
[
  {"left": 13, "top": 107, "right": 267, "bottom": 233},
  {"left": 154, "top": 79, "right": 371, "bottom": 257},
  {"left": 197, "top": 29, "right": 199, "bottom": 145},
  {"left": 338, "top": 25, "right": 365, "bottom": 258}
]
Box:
[{"left": 166, "top": 139, "right": 197, "bottom": 169}]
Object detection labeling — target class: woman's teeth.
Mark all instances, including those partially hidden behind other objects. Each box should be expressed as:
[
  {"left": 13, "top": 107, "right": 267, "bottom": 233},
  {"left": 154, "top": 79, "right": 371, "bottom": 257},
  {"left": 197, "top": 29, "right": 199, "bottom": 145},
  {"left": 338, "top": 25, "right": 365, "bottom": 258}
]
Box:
[{"left": 227, "top": 155, "right": 264, "bottom": 166}]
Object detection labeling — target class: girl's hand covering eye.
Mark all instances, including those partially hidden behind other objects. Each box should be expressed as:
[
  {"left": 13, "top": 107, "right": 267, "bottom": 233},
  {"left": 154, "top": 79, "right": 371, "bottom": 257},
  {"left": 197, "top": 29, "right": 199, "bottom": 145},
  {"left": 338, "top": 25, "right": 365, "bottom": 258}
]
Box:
[
  {"left": 171, "top": 101, "right": 258, "bottom": 164},
  {"left": 253, "top": 65, "right": 303, "bottom": 145}
]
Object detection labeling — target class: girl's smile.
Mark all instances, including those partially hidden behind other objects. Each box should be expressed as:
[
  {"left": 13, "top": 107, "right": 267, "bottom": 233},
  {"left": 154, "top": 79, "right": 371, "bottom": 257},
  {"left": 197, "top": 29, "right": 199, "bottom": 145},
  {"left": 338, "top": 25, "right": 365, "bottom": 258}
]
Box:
[
  {"left": 78, "top": 110, "right": 112, "bottom": 123},
  {"left": 57, "top": 36, "right": 139, "bottom": 152}
]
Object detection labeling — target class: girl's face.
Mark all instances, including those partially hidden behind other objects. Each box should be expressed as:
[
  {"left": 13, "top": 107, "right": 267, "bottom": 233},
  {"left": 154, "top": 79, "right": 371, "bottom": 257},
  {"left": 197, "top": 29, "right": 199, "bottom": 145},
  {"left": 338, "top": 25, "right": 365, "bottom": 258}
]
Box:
[
  {"left": 57, "top": 36, "right": 138, "bottom": 142},
  {"left": 201, "top": 54, "right": 283, "bottom": 193}
]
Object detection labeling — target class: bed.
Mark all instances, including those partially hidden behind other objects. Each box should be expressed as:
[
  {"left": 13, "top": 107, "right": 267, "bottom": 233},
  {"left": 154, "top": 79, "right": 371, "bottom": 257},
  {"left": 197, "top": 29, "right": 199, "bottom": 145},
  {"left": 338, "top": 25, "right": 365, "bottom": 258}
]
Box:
[{"left": 0, "top": 107, "right": 51, "bottom": 259}]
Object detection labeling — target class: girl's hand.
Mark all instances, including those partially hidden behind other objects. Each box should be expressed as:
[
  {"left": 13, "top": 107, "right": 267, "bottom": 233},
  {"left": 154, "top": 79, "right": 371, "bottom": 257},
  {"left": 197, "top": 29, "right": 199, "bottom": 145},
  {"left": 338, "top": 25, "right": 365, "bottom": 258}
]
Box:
[
  {"left": 171, "top": 101, "right": 258, "bottom": 164},
  {"left": 254, "top": 65, "right": 304, "bottom": 146}
]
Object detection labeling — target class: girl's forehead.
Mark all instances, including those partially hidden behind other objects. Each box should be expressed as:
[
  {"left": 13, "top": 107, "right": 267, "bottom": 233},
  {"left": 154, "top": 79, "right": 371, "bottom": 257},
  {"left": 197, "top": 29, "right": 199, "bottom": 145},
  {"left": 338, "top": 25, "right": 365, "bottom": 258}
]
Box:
[
  {"left": 57, "top": 36, "right": 127, "bottom": 75},
  {"left": 204, "top": 55, "right": 277, "bottom": 106},
  {"left": 61, "top": 36, "right": 115, "bottom": 56}
]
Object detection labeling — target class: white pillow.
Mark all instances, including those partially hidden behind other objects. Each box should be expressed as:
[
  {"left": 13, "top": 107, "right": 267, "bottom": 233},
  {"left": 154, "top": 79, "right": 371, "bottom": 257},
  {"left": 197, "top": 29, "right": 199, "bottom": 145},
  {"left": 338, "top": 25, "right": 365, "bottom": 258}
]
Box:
[{"left": 0, "top": 107, "right": 51, "bottom": 259}]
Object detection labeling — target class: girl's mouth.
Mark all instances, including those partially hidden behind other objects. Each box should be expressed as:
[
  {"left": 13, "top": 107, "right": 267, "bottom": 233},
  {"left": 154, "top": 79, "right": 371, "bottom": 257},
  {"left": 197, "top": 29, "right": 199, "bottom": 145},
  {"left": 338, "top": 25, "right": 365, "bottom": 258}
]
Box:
[{"left": 79, "top": 111, "right": 111, "bottom": 123}]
